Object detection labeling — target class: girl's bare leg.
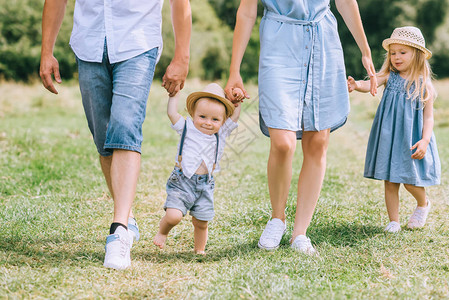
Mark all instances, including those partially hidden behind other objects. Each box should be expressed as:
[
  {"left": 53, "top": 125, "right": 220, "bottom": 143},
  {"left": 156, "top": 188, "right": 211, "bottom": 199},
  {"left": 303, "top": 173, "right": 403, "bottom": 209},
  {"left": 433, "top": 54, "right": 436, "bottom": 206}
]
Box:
[
  {"left": 291, "top": 129, "right": 330, "bottom": 241},
  {"left": 153, "top": 208, "right": 183, "bottom": 249},
  {"left": 267, "top": 128, "right": 297, "bottom": 222},
  {"left": 403, "top": 184, "right": 427, "bottom": 207},
  {"left": 192, "top": 217, "right": 208, "bottom": 254},
  {"left": 384, "top": 181, "right": 401, "bottom": 222}
]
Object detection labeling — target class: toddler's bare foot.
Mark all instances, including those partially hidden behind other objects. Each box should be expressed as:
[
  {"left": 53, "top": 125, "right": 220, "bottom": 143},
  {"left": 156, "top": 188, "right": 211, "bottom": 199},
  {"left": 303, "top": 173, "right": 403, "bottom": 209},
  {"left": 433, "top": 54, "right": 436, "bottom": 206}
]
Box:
[
  {"left": 194, "top": 250, "right": 206, "bottom": 255},
  {"left": 153, "top": 232, "right": 167, "bottom": 249}
]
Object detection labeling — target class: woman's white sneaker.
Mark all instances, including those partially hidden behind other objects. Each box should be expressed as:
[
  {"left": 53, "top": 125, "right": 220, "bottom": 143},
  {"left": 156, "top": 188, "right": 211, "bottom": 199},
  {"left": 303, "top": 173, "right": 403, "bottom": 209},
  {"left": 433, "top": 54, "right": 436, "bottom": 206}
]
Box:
[
  {"left": 258, "top": 218, "right": 286, "bottom": 250},
  {"left": 290, "top": 235, "right": 316, "bottom": 254}
]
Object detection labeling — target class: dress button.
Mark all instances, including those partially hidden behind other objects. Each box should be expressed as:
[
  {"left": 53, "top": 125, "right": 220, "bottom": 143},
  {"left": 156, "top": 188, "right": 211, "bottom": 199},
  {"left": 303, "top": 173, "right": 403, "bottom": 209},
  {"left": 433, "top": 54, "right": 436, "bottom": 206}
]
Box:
[
  {"left": 305, "top": 46, "right": 309, "bottom": 49},
  {"left": 306, "top": 28, "right": 310, "bottom": 32},
  {"left": 304, "top": 63, "right": 307, "bottom": 67}
]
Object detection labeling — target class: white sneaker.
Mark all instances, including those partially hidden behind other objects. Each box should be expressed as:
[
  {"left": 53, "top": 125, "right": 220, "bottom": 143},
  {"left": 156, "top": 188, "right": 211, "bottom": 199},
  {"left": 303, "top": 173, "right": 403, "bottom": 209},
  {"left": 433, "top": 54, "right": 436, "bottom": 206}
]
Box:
[
  {"left": 290, "top": 235, "right": 316, "bottom": 254},
  {"left": 258, "top": 218, "right": 286, "bottom": 250},
  {"left": 407, "top": 200, "right": 431, "bottom": 229},
  {"left": 384, "top": 221, "right": 401, "bottom": 233},
  {"left": 103, "top": 226, "right": 131, "bottom": 270},
  {"left": 128, "top": 217, "right": 140, "bottom": 246}
]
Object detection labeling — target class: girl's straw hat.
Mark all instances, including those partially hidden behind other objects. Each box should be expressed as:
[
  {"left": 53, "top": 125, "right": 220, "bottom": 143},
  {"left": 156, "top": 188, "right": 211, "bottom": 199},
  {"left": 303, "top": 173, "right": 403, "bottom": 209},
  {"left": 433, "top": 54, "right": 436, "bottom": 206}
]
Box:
[
  {"left": 382, "top": 26, "right": 432, "bottom": 59},
  {"left": 186, "top": 83, "right": 235, "bottom": 118}
]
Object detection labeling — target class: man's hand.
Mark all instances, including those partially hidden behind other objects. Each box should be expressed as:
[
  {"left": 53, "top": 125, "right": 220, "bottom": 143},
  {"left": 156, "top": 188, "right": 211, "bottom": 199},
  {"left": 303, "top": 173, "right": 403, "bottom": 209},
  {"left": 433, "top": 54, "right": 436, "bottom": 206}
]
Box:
[
  {"left": 40, "top": 54, "right": 62, "bottom": 94},
  {"left": 162, "top": 59, "right": 189, "bottom": 97}
]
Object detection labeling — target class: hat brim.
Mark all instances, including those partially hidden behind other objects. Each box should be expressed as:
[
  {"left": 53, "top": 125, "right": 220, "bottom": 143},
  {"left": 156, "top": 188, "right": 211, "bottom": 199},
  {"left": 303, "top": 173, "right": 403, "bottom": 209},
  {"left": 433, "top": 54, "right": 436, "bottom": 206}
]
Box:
[
  {"left": 382, "top": 38, "right": 432, "bottom": 59},
  {"left": 186, "top": 91, "right": 235, "bottom": 118}
]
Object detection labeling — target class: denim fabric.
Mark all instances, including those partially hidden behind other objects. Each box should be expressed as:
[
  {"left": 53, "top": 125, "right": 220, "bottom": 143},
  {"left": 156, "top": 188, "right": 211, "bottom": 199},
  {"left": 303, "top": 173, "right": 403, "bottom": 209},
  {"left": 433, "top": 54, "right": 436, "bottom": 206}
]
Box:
[
  {"left": 77, "top": 43, "right": 158, "bottom": 156},
  {"left": 164, "top": 168, "right": 215, "bottom": 221},
  {"left": 364, "top": 72, "right": 441, "bottom": 187},
  {"left": 258, "top": 0, "right": 349, "bottom": 140}
]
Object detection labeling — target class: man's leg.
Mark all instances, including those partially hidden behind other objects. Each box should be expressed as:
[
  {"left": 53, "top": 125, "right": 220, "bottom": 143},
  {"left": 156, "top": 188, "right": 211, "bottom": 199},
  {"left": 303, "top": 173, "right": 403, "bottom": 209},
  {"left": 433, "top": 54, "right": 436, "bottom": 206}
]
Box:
[
  {"left": 100, "top": 155, "right": 136, "bottom": 219},
  {"left": 110, "top": 150, "right": 140, "bottom": 226}
]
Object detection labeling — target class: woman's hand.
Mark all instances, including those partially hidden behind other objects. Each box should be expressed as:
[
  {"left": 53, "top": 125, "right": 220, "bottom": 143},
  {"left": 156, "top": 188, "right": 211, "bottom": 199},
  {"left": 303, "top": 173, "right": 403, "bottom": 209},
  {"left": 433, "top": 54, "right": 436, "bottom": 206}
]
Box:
[
  {"left": 225, "top": 73, "right": 249, "bottom": 105},
  {"left": 362, "top": 55, "right": 378, "bottom": 96}
]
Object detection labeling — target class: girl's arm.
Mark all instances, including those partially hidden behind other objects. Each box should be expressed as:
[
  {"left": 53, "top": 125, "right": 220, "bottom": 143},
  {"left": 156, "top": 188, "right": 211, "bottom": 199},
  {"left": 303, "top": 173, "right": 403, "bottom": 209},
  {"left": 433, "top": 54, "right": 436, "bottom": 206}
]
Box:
[
  {"left": 348, "top": 74, "right": 388, "bottom": 93},
  {"left": 167, "top": 94, "right": 182, "bottom": 125},
  {"left": 224, "top": 0, "right": 258, "bottom": 102},
  {"left": 411, "top": 99, "right": 434, "bottom": 160},
  {"left": 336, "top": 0, "right": 377, "bottom": 96}
]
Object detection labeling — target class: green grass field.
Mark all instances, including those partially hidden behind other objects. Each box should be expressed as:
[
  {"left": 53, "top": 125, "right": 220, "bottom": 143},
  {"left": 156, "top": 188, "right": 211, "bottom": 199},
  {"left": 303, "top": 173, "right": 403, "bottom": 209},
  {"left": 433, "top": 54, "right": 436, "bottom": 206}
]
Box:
[{"left": 1, "top": 79, "right": 448, "bottom": 298}]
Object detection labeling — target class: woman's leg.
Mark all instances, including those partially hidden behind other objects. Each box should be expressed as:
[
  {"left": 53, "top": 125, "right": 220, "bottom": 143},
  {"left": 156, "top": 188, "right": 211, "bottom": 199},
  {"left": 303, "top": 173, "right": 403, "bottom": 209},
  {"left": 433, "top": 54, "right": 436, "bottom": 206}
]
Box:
[
  {"left": 267, "top": 128, "right": 297, "bottom": 221},
  {"left": 384, "top": 181, "right": 401, "bottom": 222},
  {"left": 291, "top": 129, "right": 330, "bottom": 241}
]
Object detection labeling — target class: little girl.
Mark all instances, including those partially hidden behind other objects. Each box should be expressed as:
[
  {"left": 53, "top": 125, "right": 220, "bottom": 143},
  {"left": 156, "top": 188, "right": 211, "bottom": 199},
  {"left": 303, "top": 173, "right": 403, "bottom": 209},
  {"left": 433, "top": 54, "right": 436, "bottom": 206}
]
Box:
[{"left": 348, "top": 26, "right": 441, "bottom": 233}]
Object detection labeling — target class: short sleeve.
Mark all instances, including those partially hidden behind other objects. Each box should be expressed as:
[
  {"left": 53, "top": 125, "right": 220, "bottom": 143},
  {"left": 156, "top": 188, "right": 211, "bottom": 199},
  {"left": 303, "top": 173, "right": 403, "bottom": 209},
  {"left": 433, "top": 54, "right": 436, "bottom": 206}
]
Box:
[
  {"left": 171, "top": 117, "right": 186, "bottom": 135},
  {"left": 219, "top": 118, "right": 238, "bottom": 137}
]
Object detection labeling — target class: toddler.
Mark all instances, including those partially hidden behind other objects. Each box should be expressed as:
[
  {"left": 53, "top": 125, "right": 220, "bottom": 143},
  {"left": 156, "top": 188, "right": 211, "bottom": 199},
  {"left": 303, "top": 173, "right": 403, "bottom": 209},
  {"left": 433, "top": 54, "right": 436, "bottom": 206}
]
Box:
[{"left": 153, "top": 83, "right": 242, "bottom": 254}]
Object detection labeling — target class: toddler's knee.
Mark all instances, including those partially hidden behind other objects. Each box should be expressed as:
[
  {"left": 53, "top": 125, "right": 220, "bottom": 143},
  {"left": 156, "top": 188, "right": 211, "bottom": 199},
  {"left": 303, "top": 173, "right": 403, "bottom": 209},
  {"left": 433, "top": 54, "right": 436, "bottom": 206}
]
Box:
[
  {"left": 192, "top": 218, "right": 208, "bottom": 230},
  {"left": 164, "top": 209, "right": 183, "bottom": 226}
]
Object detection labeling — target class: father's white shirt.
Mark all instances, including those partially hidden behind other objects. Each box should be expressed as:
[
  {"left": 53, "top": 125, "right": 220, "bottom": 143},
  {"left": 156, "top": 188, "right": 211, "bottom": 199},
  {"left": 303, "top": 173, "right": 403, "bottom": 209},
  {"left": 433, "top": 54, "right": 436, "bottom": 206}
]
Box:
[{"left": 70, "top": 0, "right": 163, "bottom": 63}]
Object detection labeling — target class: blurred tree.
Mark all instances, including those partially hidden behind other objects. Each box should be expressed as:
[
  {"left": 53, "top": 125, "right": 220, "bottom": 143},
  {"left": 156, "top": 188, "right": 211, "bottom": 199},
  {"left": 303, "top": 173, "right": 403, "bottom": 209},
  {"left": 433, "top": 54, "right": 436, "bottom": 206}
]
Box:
[
  {"left": 0, "top": 0, "right": 75, "bottom": 81},
  {"left": 332, "top": 0, "right": 448, "bottom": 78},
  {"left": 0, "top": 0, "right": 448, "bottom": 81},
  {"left": 155, "top": 0, "right": 233, "bottom": 81}
]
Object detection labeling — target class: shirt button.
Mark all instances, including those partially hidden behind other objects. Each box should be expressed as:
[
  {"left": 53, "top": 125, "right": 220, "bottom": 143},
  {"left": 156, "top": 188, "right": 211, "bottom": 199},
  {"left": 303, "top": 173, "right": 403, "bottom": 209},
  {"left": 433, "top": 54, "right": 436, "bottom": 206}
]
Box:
[{"left": 304, "top": 63, "right": 307, "bottom": 67}]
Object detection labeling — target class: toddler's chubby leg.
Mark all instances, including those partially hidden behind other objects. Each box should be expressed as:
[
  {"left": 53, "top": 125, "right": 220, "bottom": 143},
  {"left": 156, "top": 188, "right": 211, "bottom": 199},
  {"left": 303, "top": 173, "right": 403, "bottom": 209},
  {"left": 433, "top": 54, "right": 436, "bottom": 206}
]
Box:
[
  {"left": 153, "top": 208, "right": 183, "bottom": 249},
  {"left": 192, "top": 217, "right": 208, "bottom": 255}
]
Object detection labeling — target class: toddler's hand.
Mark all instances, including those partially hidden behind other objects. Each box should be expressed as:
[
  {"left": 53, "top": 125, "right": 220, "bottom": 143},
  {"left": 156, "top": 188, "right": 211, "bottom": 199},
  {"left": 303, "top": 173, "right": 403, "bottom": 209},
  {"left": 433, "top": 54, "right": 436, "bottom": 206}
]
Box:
[
  {"left": 347, "top": 76, "right": 358, "bottom": 93},
  {"left": 231, "top": 87, "right": 245, "bottom": 106},
  {"left": 411, "top": 139, "right": 429, "bottom": 160}
]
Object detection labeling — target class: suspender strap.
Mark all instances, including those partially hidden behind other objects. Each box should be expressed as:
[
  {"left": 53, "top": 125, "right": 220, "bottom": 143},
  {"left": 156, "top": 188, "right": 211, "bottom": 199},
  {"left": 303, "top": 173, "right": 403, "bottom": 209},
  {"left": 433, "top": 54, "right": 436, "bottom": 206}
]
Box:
[
  {"left": 176, "top": 122, "right": 187, "bottom": 166},
  {"left": 176, "top": 121, "right": 220, "bottom": 173},
  {"left": 212, "top": 133, "right": 219, "bottom": 172}
]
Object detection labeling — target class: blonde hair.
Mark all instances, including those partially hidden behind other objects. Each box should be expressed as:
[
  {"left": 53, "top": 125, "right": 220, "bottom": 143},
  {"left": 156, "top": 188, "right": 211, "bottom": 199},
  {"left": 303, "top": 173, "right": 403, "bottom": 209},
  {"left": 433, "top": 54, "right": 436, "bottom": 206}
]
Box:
[{"left": 378, "top": 45, "right": 437, "bottom": 103}]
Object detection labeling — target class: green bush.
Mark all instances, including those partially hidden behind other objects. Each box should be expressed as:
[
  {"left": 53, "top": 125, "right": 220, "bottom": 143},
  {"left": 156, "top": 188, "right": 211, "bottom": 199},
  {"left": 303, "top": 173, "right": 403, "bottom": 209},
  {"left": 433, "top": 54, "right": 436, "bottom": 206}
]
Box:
[
  {"left": 0, "top": 0, "right": 74, "bottom": 81},
  {"left": 0, "top": 0, "right": 448, "bottom": 82}
]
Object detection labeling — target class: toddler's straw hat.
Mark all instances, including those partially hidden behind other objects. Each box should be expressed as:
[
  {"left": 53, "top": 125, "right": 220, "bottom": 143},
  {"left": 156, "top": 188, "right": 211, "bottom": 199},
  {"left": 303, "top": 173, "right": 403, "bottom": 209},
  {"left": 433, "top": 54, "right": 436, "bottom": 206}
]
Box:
[
  {"left": 382, "top": 26, "right": 432, "bottom": 59},
  {"left": 186, "top": 83, "right": 235, "bottom": 118}
]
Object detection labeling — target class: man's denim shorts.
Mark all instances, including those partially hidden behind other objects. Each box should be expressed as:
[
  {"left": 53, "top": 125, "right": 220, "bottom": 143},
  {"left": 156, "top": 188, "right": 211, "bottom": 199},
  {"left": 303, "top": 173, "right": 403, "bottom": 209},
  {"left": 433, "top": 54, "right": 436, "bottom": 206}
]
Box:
[
  {"left": 76, "top": 44, "right": 158, "bottom": 156},
  {"left": 164, "top": 168, "right": 215, "bottom": 221}
]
